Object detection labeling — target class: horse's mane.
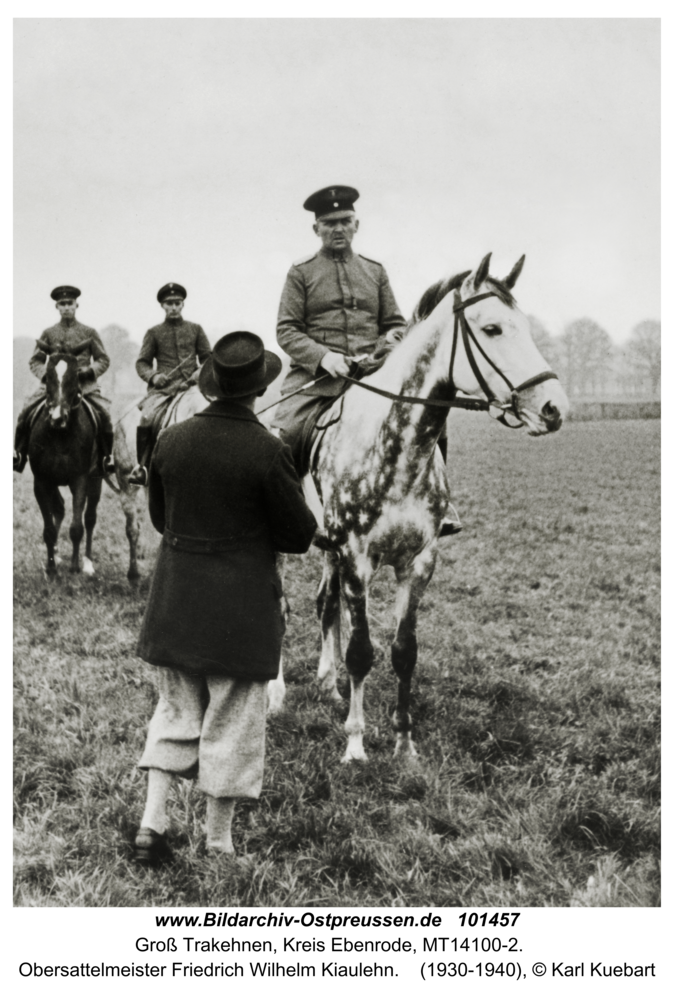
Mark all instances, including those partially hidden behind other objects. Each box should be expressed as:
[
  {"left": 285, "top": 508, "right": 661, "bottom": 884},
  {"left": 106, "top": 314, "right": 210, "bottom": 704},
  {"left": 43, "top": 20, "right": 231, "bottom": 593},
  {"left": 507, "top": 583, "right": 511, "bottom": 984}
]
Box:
[{"left": 409, "top": 270, "right": 516, "bottom": 327}]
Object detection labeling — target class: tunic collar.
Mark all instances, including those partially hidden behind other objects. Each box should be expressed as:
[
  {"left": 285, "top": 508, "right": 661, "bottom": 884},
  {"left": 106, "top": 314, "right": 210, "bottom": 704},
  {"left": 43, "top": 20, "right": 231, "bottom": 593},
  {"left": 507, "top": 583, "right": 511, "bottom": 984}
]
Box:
[{"left": 319, "top": 246, "right": 355, "bottom": 263}]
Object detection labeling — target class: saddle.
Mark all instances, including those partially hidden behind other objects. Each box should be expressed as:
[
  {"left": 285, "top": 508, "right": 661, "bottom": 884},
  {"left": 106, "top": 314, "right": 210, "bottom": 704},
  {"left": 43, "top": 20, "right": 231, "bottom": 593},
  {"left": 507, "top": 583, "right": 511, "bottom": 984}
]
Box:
[{"left": 290, "top": 348, "right": 394, "bottom": 480}]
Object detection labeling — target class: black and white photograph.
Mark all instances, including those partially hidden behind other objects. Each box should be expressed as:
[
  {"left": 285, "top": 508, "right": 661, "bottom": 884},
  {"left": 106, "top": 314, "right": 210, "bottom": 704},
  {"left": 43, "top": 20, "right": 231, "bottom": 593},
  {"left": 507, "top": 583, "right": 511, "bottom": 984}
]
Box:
[{"left": 13, "top": 12, "right": 660, "bottom": 950}]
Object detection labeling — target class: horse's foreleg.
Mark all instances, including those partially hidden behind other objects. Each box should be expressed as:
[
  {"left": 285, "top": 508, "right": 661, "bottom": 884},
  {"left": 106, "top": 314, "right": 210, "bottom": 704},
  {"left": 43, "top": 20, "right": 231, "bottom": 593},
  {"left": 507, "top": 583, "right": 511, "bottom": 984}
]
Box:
[
  {"left": 391, "top": 547, "right": 437, "bottom": 758},
  {"left": 51, "top": 487, "right": 65, "bottom": 568},
  {"left": 316, "top": 552, "right": 343, "bottom": 703},
  {"left": 267, "top": 654, "right": 286, "bottom": 715},
  {"left": 68, "top": 477, "right": 88, "bottom": 574},
  {"left": 33, "top": 479, "right": 60, "bottom": 578},
  {"left": 341, "top": 562, "right": 374, "bottom": 762},
  {"left": 267, "top": 553, "right": 288, "bottom": 715},
  {"left": 113, "top": 417, "right": 144, "bottom": 581},
  {"left": 82, "top": 477, "right": 102, "bottom": 576}
]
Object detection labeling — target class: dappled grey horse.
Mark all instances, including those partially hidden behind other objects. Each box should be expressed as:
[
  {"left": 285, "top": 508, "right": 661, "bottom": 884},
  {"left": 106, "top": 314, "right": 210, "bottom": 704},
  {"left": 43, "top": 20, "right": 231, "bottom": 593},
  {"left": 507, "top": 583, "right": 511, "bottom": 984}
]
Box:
[{"left": 268, "top": 254, "right": 569, "bottom": 761}]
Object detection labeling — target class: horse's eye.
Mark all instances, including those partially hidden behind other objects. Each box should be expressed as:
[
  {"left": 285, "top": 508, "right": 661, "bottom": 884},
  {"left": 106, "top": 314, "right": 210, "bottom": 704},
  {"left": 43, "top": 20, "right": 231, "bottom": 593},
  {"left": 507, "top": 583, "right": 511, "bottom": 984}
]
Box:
[{"left": 483, "top": 324, "right": 502, "bottom": 336}]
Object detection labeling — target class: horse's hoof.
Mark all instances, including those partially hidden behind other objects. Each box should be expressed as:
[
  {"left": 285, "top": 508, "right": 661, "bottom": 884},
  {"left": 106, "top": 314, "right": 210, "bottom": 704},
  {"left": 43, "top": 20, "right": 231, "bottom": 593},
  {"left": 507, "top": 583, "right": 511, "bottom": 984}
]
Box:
[
  {"left": 341, "top": 740, "right": 367, "bottom": 763},
  {"left": 82, "top": 558, "right": 95, "bottom": 577},
  {"left": 69, "top": 566, "right": 81, "bottom": 574},
  {"left": 394, "top": 736, "right": 418, "bottom": 758}
]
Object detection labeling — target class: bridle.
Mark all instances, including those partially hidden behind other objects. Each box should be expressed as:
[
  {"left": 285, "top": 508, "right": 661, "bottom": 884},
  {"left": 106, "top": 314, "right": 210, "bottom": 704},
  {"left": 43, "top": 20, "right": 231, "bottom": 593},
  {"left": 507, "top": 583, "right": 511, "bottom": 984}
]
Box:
[
  {"left": 449, "top": 289, "right": 559, "bottom": 426},
  {"left": 46, "top": 355, "right": 84, "bottom": 422},
  {"left": 341, "top": 287, "right": 559, "bottom": 428}
]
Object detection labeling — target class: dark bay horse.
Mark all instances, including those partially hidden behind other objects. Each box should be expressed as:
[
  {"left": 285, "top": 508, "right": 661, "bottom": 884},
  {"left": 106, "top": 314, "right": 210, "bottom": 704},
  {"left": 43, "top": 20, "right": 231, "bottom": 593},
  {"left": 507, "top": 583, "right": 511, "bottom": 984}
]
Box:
[
  {"left": 268, "top": 253, "right": 570, "bottom": 760},
  {"left": 28, "top": 343, "right": 103, "bottom": 578}
]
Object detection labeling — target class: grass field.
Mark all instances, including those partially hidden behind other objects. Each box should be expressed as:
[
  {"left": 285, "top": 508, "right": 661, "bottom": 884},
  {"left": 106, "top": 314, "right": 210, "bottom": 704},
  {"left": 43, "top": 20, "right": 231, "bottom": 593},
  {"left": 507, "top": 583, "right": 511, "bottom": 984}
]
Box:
[{"left": 13, "top": 415, "right": 660, "bottom": 907}]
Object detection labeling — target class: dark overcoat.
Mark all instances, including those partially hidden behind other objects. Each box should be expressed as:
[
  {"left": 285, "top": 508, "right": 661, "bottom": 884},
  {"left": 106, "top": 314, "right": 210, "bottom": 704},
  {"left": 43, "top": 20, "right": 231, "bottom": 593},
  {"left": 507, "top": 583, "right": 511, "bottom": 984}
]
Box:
[{"left": 137, "top": 400, "right": 317, "bottom": 680}]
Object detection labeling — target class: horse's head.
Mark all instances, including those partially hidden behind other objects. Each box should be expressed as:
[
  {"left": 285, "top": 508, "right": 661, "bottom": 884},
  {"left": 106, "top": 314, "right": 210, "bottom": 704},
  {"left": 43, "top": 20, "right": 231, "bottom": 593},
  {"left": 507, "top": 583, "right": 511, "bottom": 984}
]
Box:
[
  {"left": 41, "top": 340, "right": 91, "bottom": 429},
  {"left": 453, "top": 254, "right": 569, "bottom": 435}
]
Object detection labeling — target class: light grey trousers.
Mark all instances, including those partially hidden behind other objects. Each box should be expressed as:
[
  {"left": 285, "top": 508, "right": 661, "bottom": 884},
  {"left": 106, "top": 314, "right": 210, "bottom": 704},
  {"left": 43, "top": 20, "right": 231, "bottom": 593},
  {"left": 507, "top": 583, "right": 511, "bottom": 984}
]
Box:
[{"left": 138, "top": 668, "right": 268, "bottom": 798}]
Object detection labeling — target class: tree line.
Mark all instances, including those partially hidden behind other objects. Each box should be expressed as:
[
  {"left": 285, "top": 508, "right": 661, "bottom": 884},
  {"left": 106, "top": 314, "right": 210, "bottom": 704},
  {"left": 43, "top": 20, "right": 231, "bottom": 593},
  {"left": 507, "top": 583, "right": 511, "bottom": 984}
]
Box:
[{"left": 529, "top": 317, "right": 660, "bottom": 400}]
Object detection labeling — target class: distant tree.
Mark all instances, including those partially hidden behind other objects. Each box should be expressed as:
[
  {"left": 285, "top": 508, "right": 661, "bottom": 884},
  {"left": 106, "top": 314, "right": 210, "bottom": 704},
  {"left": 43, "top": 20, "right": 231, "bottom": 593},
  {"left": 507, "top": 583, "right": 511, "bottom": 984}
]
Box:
[
  {"left": 625, "top": 320, "right": 660, "bottom": 396},
  {"left": 527, "top": 315, "right": 558, "bottom": 368},
  {"left": 100, "top": 325, "right": 138, "bottom": 393},
  {"left": 557, "top": 318, "right": 613, "bottom": 398},
  {"left": 13, "top": 337, "right": 37, "bottom": 409}
]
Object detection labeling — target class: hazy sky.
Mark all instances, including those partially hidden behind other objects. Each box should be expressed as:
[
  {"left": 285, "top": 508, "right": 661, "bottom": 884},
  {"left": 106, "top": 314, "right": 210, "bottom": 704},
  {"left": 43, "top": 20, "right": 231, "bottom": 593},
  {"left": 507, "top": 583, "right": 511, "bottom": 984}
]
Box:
[{"left": 14, "top": 18, "right": 660, "bottom": 351}]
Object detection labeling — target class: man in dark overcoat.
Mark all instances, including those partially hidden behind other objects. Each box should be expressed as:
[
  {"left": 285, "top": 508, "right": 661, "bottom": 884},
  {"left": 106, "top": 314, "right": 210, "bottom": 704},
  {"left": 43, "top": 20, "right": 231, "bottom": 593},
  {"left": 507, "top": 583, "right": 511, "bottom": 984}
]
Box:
[
  {"left": 134, "top": 331, "right": 317, "bottom": 863},
  {"left": 128, "top": 282, "right": 211, "bottom": 485},
  {"left": 13, "top": 285, "right": 115, "bottom": 474},
  {"left": 272, "top": 185, "right": 461, "bottom": 533}
]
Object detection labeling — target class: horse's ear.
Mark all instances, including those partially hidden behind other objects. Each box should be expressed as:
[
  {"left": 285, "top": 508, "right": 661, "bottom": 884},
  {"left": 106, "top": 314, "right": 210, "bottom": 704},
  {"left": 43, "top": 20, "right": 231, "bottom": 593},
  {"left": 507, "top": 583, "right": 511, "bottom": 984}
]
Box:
[
  {"left": 474, "top": 253, "right": 492, "bottom": 289},
  {"left": 35, "top": 339, "right": 51, "bottom": 355},
  {"left": 503, "top": 254, "right": 525, "bottom": 289},
  {"left": 71, "top": 338, "right": 92, "bottom": 356}
]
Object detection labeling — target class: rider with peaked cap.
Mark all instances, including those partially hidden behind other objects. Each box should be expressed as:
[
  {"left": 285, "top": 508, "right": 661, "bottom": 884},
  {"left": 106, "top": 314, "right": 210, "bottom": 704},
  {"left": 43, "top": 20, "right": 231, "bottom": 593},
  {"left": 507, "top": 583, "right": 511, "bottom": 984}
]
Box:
[
  {"left": 13, "top": 285, "right": 115, "bottom": 475},
  {"left": 272, "top": 185, "right": 461, "bottom": 535},
  {"left": 133, "top": 331, "right": 317, "bottom": 864},
  {"left": 128, "top": 282, "right": 211, "bottom": 486}
]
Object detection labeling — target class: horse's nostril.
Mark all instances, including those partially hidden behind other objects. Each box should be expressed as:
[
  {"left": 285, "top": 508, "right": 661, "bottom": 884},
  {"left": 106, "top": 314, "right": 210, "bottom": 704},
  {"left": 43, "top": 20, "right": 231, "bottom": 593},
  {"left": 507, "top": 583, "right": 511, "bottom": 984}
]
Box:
[{"left": 542, "top": 402, "right": 562, "bottom": 430}]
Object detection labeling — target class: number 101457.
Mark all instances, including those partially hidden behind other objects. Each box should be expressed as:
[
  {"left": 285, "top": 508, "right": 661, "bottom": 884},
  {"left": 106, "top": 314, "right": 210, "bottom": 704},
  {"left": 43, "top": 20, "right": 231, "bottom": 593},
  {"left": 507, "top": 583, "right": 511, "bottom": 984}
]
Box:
[{"left": 458, "top": 912, "right": 520, "bottom": 928}]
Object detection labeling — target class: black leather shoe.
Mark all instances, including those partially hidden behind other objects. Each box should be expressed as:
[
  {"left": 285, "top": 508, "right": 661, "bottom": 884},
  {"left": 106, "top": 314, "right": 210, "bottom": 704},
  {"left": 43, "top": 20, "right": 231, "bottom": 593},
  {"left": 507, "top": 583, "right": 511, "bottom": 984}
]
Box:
[
  {"left": 134, "top": 827, "right": 172, "bottom": 866},
  {"left": 103, "top": 456, "right": 115, "bottom": 475},
  {"left": 128, "top": 465, "right": 148, "bottom": 487}
]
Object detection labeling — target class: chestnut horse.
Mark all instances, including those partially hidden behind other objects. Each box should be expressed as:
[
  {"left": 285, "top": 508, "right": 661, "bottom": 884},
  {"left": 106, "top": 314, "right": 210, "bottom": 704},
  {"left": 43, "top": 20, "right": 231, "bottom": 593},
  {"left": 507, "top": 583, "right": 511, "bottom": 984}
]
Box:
[{"left": 28, "top": 344, "right": 103, "bottom": 577}]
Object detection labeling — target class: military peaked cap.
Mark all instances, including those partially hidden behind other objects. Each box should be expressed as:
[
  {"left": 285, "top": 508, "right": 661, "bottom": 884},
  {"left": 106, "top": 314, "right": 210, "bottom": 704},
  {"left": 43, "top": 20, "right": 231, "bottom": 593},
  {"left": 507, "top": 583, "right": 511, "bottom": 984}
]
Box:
[
  {"left": 157, "top": 282, "right": 187, "bottom": 302},
  {"left": 51, "top": 285, "right": 81, "bottom": 301},
  {"left": 303, "top": 185, "right": 360, "bottom": 219}
]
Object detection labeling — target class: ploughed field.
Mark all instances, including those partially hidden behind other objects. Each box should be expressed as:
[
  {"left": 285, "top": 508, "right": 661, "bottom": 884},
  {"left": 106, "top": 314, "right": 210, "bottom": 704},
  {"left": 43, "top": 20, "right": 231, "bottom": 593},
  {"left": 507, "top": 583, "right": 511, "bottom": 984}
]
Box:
[{"left": 13, "top": 415, "right": 660, "bottom": 907}]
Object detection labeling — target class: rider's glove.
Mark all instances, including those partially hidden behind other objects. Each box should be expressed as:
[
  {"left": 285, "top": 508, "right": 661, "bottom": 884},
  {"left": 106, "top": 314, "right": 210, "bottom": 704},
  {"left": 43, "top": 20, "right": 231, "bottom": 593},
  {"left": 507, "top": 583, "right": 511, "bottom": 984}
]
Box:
[{"left": 151, "top": 373, "right": 169, "bottom": 389}]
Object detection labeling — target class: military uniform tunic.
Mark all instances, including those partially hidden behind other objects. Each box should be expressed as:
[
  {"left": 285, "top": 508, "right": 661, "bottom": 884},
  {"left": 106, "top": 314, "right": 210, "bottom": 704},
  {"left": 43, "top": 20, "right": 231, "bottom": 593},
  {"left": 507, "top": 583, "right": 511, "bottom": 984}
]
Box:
[
  {"left": 272, "top": 246, "right": 406, "bottom": 474},
  {"left": 136, "top": 317, "right": 211, "bottom": 392},
  {"left": 275, "top": 245, "right": 406, "bottom": 402},
  {"left": 29, "top": 319, "right": 110, "bottom": 394}
]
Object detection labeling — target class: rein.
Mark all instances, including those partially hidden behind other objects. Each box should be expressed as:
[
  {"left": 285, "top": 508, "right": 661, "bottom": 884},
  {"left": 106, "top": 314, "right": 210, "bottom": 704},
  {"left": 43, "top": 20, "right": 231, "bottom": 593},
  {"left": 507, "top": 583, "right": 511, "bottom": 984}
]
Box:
[{"left": 342, "top": 288, "right": 558, "bottom": 427}]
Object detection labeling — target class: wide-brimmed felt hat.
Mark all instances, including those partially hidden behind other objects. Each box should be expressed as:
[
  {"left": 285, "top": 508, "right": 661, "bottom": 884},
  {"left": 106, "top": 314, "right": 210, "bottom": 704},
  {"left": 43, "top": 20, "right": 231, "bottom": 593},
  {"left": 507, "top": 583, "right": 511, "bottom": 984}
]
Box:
[{"left": 198, "top": 331, "right": 282, "bottom": 400}]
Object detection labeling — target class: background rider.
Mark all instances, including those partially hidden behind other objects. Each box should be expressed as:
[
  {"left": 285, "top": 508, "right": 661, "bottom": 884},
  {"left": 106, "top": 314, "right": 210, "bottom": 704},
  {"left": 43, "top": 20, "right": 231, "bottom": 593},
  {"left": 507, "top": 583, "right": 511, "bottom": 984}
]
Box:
[
  {"left": 129, "top": 281, "right": 211, "bottom": 485},
  {"left": 13, "top": 285, "right": 115, "bottom": 475}
]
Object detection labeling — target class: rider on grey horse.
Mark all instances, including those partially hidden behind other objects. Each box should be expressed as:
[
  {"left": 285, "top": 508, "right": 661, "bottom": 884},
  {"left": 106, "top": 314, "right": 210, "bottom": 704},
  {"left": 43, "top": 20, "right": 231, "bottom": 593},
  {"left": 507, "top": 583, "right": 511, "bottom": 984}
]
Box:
[
  {"left": 128, "top": 282, "right": 211, "bottom": 486},
  {"left": 13, "top": 285, "right": 115, "bottom": 476},
  {"left": 271, "top": 185, "right": 461, "bottom": 535}
]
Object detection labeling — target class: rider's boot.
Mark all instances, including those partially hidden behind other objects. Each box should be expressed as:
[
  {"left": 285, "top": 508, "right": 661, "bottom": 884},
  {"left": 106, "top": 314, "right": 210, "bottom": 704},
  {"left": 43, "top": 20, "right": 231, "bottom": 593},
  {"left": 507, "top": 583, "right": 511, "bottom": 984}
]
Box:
[
  {"left": 101, "top": 430, "right": 115, "bottom": 475},
  {"left": 128, "top": 425, "right": 153, "bottom": 487},
  {"left": 437, "top": 435, "right": 462, "bottom": 537}
]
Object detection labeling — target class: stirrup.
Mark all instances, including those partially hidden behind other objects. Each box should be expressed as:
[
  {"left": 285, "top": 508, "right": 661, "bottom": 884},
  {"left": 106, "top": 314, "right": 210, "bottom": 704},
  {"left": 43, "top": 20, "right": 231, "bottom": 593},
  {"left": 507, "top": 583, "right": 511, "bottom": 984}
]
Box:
[
  {"left": 13, "top": 449, "right": 25, "bottom": 473},
  {"left": 439, "top": 502, "right": 462, "bottom": 537},
  {"left": 103, "top": 456, "right": 115, "bottom": 474},
  {"left": 128, "top": 464, "right": 148, "bottom": 487}
]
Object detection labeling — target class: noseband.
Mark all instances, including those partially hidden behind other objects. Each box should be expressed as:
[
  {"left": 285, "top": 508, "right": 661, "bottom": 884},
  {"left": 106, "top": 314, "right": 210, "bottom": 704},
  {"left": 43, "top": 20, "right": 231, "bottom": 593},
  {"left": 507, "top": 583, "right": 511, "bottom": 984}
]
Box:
[{"left": 342, "top": 287, "right": 559, "bottom": 426}]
